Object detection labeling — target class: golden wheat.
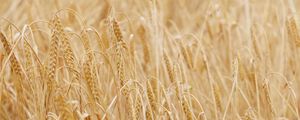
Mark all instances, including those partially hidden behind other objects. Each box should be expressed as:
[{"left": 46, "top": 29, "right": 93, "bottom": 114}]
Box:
[{"left": 0, "top": 1, "right": 299, "bottom": 119}]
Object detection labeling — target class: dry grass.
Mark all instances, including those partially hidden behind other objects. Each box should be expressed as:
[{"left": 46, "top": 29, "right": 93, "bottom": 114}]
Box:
[{"left": 0, "top": 0, "right": 300, "bottom": 119}]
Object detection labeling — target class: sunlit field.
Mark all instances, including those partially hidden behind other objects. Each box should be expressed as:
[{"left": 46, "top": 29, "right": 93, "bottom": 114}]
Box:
[{"left": 0, "top": 0, "right": 300, "bottom": 119}]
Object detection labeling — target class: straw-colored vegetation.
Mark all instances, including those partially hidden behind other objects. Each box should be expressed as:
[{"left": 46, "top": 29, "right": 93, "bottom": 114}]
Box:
[{"left": 0, "top": 0, "right": 300, "bottom": 119}]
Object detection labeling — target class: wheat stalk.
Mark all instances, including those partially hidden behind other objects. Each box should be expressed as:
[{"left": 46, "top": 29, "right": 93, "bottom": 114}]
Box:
[
  {"left": 55, "top": 93, "right": 74, "bottom": 120},
  {"left": 286, "top": 16, "right": 300, "bottom": 47},
  {"left": 52, "top": 15, "right": 80, "bottom": 84}
]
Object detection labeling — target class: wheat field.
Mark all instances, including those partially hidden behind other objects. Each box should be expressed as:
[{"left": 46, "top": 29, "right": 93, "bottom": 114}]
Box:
[{"left": 0, "top": 0, "right": 300, "bottom": 119}]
